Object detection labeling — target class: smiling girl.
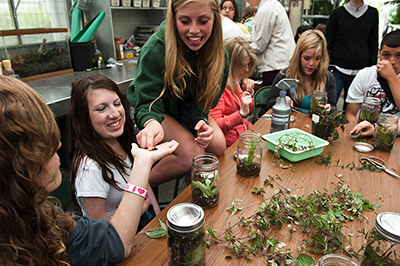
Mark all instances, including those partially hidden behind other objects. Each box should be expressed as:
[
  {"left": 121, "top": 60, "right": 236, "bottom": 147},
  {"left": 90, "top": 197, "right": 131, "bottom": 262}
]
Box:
[
  {"left": 127, "top": 0, "right": 229, "bottom": 187},
  {"left": 263, "top": 30, "right": 336, "bottom": 112},
  {"left": 69, "top": 74, "right": 160, "bottom": 222}
]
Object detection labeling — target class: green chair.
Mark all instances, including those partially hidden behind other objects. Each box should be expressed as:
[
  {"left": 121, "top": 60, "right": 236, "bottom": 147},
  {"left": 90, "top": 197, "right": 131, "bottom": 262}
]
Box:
[{"left": 251, "top": 86, "right": 271, "bottom": 123}]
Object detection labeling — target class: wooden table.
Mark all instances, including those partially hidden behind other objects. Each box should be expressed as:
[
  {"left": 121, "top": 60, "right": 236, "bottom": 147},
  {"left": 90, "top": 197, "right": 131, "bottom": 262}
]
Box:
[{"left": 118, "top": 112, "right": 400, "bottom": 265}]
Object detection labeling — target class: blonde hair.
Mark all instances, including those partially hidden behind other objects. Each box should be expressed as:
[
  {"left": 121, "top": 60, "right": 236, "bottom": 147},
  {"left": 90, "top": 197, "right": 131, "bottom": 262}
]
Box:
[
  {"left": 286, "top": 29, "right": 329, "bottom": 104},
  {"left": 223, "top": 36, "right": 257, "bottom": 91},
  {"left": 160, "top": 0, "right": 225, "bottom": 112}
]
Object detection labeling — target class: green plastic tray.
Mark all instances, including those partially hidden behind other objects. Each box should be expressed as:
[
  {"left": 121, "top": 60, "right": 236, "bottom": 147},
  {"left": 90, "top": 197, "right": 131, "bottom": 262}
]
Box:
[{"left": 262, "top": 128, "right": 329, "bottom": 162}]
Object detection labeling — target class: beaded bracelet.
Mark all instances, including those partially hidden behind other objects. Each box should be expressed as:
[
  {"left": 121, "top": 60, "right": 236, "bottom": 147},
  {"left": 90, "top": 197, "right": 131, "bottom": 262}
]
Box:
[{"left": 124, "top": 184, "right": 148, "bottom": 198}]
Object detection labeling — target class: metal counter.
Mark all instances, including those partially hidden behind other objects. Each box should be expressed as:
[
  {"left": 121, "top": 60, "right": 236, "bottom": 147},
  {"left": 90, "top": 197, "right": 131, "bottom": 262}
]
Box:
[{"left": 27, "top": 58, "right": 137, "bottom": 118}]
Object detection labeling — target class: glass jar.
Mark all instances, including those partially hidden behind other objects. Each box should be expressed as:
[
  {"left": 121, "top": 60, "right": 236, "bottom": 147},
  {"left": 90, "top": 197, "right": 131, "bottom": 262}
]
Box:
[
  {"left": 191, "top": 153, "right": 219, "bottom": 209},
  {"left": 236, "top": 131, "right": 262, "bottom": 178},
  {"left": 359, "top": 97, "right": 381, "bottom": 123},
  {"left": 318, "top": 254, "right": 360, "bottom": 266},
  {"left": 361, "top": 212, "right": 400, "bottom": 266},
  {"left": 167, "top": 203, "right": 206, "bottom": 266},
  {"left": 309, "top": 90, "right": 328, "bottom": 117},
  {"left": 372, "top": 113, "right": 399, "bottom": 152}
]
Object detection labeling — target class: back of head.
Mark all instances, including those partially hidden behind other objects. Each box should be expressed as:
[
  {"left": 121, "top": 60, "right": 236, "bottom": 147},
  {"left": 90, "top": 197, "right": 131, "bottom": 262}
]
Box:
[
  {"left": 295, "top": 24, "right": 313, "bottom": 43},
  {"left": 0, "top": 76, "right": 72, "bottom": 265},
  {"left": 224, "top": 36, "right": 257, "bottom": 89},
  {"left": 242, "top": 6, "right": 257, "bottom": 21},
  {"left": 381, "top": 29, "right": 400, "bottom": 49}
]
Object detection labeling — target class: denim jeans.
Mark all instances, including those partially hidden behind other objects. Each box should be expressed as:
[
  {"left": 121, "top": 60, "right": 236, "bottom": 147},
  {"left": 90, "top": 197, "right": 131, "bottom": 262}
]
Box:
[{"left": 330, "top": 67, "right": 356, "bottom": 112}]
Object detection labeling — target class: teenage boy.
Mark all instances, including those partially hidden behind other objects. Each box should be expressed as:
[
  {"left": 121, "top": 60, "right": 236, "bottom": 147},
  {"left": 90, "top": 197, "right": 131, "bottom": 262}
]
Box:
[{"left": 345, "top": 30, "right": 400, "bottom": 121}]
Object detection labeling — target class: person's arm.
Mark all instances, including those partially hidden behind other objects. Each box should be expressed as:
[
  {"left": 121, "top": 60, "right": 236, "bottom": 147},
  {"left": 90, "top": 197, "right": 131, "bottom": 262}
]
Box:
[
  {"left": 345, "top": 103, "right": 361, "bottom": 121},
  {"left": 377, "top": 60, "right": 400, "bottom": 109},
  {"left": 368, "top": 7, "right": 379, "bottom": 66},
  {"left": 110, "top": 141, "right": 178, "bottom": 258},
  {"left": 84, "top": 197, "right": 111, "bottom": 221},
  {"left": 250, "top": 8, "right": 274, "bottom": 54},
  {"left": 325, "top": 9, "right": 338, "bottom": 52},
  {"left": 325, "top": 71, "right": 337, "bottom": 107}
]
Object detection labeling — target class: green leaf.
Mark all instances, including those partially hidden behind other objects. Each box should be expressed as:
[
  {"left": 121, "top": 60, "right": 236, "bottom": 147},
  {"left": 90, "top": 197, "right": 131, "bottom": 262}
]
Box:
[
  {"left": 141, "top": 219, "right": 167, "bottom": 238},
  {"left": 295, "top": 253, "right": 316, "bottom": 266}
]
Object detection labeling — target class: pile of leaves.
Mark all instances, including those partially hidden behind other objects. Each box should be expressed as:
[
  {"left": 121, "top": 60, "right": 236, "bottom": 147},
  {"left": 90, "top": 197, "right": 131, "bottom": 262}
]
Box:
[{"left": 206, "top": 180, "right": 380, "bottom": 265}]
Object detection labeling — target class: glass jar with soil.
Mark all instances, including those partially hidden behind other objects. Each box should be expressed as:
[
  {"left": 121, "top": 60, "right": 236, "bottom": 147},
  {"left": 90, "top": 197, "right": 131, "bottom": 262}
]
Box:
[
  {"left": 309, "top": 90, "right": 328, "bottom": 117},
  {"left": 236, "top": 131, "right": 262, "bottom": 178},
  {"left": 191, "top": 153, "right": 219, "bottom": 209},
  {"left": 167, "top": 203, "right": 206, "bottom": 266},
  {"left": 359, "top": 97, "right": 381, "bottom": 123},
  {"left": 372, "top": 113, "right": 399, "bottom": 152},
  {"left": 361, "top": 212, "right": 400, "bottom": 266}
]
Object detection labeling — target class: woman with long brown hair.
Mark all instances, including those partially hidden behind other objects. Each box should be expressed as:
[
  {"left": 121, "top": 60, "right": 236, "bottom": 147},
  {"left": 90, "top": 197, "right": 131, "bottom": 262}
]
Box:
[
  {"left": 0, "top": 75, "right": 178, "bottom": 265},
  {"left": 127, "top": 0, "right": 230, "bottom": 186},
  {"left": 69, "top": 73, "right": 160, "bottom": 223}
]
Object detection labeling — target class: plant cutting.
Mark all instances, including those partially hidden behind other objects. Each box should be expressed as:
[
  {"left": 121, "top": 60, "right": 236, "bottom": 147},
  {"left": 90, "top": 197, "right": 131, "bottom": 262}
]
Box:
[
  {"left": 192, "top": 173, "right": 219, "bottom": 209},
  {"left": 237, "top": 132, "right": 262, "bottom": 178},
  {"left": 273, "top": 132, "right": 316, "bottom": 157},
  {"left": 312, "top": 107, "right": 349, "bottom": 140}
]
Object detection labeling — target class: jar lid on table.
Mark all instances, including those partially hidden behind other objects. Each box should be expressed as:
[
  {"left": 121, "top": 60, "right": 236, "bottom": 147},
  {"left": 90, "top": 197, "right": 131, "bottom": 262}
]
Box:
[
  {"left": 167, "top": 203, "right": 204, "bottom": 233},
  {"left": 375, "top": 212, "right": 400, "bottom": 243}
]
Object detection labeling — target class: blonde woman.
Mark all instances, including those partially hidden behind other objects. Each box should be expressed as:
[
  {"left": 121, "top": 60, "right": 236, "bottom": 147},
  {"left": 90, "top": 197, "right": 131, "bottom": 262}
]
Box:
[
  {"left": 210, "top": 37, "right": 257, "bottom": 148},
  {"left": 126, "top": 0, "right": 230, "bottom": 186},
  {"left": 263, "top": 30, "right": 336, "bottom": 113}
]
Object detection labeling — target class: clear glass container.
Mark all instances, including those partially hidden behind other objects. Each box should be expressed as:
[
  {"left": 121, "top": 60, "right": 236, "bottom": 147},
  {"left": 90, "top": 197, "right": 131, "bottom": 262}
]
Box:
[
  {"left": 372, "top": 113, "right": 399, "bottom": 152},
  {"left": 167, "top": 203, "right": 206, "bottom": 266},
  {"left": 191, "top": 153, "right": 219, "bottom": 209},
  {"left": 309, "top": 90, "right": 328, "bottom": 117},
  {"left": 361, "top": 212, "right": 400, "bottom": 266},
  {"left": 236, "top": 131, "right": 262, "bottom": 178},
  {"left": 359, "top": 97, "right": 381, "bottom": 123},
  {"left": 318, "top": 254, "right": 360, "bottom": 266}
]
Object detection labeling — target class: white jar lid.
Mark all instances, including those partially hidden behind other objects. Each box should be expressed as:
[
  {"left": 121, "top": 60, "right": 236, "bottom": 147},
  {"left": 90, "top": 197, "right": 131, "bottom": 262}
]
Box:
[{"left": 375, "top": 212, "right": 400, "bottom": 243}]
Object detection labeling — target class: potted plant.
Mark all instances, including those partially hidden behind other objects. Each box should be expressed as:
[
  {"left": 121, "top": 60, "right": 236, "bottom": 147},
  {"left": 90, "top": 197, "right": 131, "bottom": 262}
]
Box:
[
  {"left": 372, "top": 124, "right": 396, "bottom": 151},
  {"left": 312, "top": 107, "right": 349, "bottom": 140},
  {"left": 192, "top": 173, "right": 219, "bottom": 209}
]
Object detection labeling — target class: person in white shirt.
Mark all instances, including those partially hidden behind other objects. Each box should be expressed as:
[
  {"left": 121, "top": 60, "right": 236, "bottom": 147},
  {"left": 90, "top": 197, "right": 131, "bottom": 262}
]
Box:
[
  {"left": 345, "top": 30, "right": 400, "bottom": 121},
  {"left": 221, "top": 14, "right": 243, "bottom": 40},
  {"left": 246, "top": 0, "right": 295, "bottom": 87}
]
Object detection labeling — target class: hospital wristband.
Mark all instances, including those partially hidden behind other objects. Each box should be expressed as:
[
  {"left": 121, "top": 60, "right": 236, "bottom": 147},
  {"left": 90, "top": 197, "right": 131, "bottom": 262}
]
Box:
[{"left": 124, "top": 184, "right": 148, "bottom": 198}]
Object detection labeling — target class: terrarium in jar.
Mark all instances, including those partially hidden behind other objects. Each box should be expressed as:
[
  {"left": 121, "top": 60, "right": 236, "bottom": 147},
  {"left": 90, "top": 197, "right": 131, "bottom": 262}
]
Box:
[
  {"left": 361, "top": 212, "right": 400, "bottom": 266},
  {"left": 309, "top": 90, "right": 328, "bottom": 117},
  {"left": 167, "top": 203, "right": 206, "bottom": 266},
  {"left": 191, "top": 153, "right": 219, "bottom": 209},
  {"left": 318, "top": 254, "right": 360, "bottom": 266},
  {"left": 359, "top": 97, "right": 381, "bottom": 123},
  {"left": 236, "top": 131, "right": 262, "bottom": 178},
  {"left": 372, "top": 113, "right": 399, "bottom": 152}
]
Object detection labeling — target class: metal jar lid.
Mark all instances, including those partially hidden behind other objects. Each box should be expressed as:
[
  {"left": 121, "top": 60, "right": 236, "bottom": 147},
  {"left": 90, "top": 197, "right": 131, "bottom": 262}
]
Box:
[
  {"left": 375, "top": 212, "right": 400, "bottom": 243},
  {"left": 353, "top": 142, "right": 374, "bottom": 153},
  {"left": 167, "top": 203, "right": 204, "bottom": 233},
  {"left": 363, "top": 97, "right": 381, "bottom": 106}
]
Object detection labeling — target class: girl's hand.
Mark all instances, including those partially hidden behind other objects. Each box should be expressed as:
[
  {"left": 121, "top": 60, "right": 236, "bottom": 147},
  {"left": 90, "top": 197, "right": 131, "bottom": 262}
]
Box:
[
  {"left": 130, "top": 140, "right": 179, "bottom": 165},
  {"left": 350, "top": 120, "right": 374, "bottom": 137},
  {"left": 194, "top": 120, "right": 213, "bottom": 149},
  {"left": 241, "top": 78, "right": 255, "bottom": 95},
  {"left": 240, "top": 91, "right": 253, "bottom": 117},
  {"left": 323, "top": 103, "right": 331, "bottom": 112},
  {"left": 136, "top": 120, "right": 164, "bottom": 150}
]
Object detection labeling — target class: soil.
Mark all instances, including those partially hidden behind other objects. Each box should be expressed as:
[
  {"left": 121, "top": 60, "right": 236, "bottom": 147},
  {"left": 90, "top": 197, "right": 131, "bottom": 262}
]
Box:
[
  {"left": 192, "top": 190, "right": 219, "bottom": 209},
  {"left": 237, "top": 162, "right": 261, "bottom": 178},
  {"left": 372, "top": 136, "right": 394, "bottom": 152}
]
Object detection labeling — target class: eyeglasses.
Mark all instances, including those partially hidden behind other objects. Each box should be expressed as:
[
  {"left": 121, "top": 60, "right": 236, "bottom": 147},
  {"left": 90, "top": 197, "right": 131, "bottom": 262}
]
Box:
[{"left": 222, "top": 6, "right": 234, "bottom": 11}]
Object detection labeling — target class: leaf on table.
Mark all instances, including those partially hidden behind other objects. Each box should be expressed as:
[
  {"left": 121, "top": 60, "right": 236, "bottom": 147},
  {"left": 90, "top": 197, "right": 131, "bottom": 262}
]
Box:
[
  {"left": 141, "top": 219, "right": 167, "bottom": 238},
  {"left": 295, "top": 253, "right": 316, "bottom": 266}
]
